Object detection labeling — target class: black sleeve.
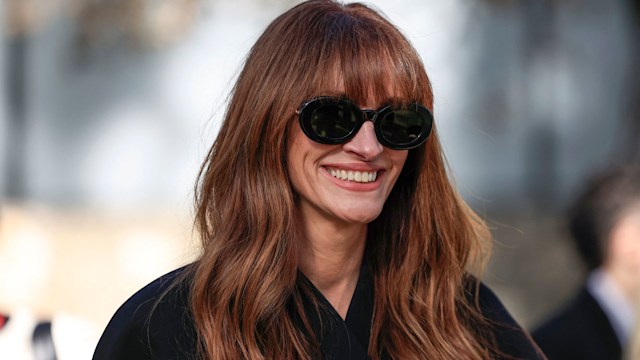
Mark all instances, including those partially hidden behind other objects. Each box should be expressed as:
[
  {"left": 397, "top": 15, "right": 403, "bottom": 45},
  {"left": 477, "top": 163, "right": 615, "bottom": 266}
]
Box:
[
  {"left": 477, "top": 283, "right": 547, "bottom": 360},
  {"left": 93, "top": 267, "right": 198, "bottom": 360}
]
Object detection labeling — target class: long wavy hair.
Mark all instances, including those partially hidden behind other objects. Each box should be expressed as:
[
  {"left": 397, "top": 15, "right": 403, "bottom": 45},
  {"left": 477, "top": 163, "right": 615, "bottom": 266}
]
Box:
[{"left": 191, "top": 1, "right": 494, "bottom": 358}]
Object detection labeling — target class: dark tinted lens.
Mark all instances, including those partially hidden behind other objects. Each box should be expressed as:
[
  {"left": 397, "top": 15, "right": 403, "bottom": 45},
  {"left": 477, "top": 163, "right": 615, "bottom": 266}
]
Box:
[
  {"left": 379, "top": 109, "right": 427, "bottom": 146},
  {"left": 310, "top": 102, "right": 359, "bottom": 140}
]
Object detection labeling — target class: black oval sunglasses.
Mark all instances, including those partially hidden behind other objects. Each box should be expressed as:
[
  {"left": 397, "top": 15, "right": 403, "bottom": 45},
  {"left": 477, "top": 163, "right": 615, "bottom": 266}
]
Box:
[{"left": 296, "top": 96, "right": 433, "bottom": 150}]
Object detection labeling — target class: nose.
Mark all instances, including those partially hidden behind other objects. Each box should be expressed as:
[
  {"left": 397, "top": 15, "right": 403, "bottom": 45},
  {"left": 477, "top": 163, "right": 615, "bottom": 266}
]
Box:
[{"left": 342, "top": 121, "right": 383, "bottom": 160}]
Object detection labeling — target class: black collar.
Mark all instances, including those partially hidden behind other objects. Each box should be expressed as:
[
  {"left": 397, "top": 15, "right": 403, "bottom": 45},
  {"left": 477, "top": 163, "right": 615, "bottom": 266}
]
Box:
[{"left": 296, "top": 262, "right": 374, "bottom": 360}]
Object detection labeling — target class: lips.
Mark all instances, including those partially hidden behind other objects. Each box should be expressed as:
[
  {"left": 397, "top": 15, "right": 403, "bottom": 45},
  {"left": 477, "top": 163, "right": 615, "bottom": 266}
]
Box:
[{"left": 325, "top": 167, "right": 378, "bottom": 183}]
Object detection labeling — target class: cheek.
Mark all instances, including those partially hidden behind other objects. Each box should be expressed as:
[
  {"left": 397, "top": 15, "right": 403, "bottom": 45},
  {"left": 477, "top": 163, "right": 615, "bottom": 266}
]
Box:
[
  {"left": 286, "top": 127, "right": 306, "bottom": 175},
  {"left": 286, "top": 127, "right": 323, "bottom": 195},
  {"left": 611, "top": 217, "right": 640, "bottom": 267},
  {"left": 387, "top": 150, "right": 409, "bottom": 178},
  {"left": 396, "top": 151, "right": 409, "bottom": 168},
  {"left": 286, "top": 143, "right": 304, "bottom": 193}
]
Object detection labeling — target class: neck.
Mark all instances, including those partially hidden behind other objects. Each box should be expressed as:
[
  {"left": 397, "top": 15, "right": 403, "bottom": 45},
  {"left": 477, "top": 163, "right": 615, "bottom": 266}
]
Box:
[
  {"left": 604, "top": 263, "right": 640, "bottom": 302},
  {"left": 297, "top": 212, "right": 367, "bottom": 319}
]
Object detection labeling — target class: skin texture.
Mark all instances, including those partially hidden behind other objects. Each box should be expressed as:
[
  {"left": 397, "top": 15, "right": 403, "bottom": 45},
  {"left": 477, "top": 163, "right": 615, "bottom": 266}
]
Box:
[
  {"left": 287, "top": 99, "right": 408, "bottom": 318},
  {"left": 605, "top": 205, "right": 640, "bottom": 301}
]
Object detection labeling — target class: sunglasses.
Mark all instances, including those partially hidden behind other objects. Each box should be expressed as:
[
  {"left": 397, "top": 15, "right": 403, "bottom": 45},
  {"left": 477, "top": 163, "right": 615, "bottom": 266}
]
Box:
[{"left": 297, "top": 96, "right": 433, "bottom": 150}]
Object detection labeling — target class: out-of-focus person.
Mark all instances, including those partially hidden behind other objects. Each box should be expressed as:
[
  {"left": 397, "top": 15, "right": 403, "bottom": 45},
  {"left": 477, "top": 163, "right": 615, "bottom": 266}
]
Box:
[{"left": 532, "top": 165, "right": 640, "bottom": 360}]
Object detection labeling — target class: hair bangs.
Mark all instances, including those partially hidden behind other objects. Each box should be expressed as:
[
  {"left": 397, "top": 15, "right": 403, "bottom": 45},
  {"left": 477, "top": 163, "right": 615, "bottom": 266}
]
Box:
[
  {"left": 339, "top": 31, "right": 427, "bottom": 108},
  {"left": 292, "top": 4, "right": 432, "bottom": 110}
]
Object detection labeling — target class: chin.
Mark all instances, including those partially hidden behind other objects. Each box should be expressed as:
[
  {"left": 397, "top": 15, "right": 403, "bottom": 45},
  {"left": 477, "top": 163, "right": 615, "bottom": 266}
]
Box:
[{"left": 336, "top": 207, "right": 383, "bottom": 224}]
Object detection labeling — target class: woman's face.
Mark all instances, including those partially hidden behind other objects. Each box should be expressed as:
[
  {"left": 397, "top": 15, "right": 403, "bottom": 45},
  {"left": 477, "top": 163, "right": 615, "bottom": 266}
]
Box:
[{"left": 287, "top": 98, "right": 408, "bottom": 226}]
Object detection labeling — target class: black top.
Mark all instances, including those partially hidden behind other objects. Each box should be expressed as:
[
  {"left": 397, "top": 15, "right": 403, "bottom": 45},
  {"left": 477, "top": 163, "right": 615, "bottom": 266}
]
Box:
[
  {"left": 532, "top": 287, "right": 622, "bottom": 360},
  {"left": 95, "top": 264, "right": 544, "bottom": 359}
]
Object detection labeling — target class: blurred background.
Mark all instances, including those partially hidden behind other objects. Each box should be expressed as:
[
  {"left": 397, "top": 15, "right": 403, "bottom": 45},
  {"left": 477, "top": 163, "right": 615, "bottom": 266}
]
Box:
[{"left": 1, "top": 0, "right": 639, "bottom": 358}]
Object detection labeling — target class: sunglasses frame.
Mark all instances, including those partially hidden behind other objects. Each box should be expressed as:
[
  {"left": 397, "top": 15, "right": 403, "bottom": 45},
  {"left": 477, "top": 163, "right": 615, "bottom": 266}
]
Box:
[{"left": 297, "top": 96, "right": 433, "bottom": 150}]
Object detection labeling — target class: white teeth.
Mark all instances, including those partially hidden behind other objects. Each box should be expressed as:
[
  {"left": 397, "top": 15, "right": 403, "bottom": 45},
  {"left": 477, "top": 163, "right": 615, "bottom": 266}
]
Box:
[{"left": 328, "top": 168, "right": 378, "bottom": 183}]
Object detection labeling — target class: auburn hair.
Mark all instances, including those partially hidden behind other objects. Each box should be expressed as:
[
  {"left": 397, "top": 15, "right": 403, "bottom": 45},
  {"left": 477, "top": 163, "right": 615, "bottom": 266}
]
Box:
[{"left": 191, "top": 0, "right": 494, "bottom": 358}]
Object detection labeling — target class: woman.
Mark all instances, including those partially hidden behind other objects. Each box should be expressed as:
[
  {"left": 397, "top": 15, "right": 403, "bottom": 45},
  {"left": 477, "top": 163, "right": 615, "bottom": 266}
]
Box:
[{"left": 94, "top": 1, "right": 544, "bottom": 359}]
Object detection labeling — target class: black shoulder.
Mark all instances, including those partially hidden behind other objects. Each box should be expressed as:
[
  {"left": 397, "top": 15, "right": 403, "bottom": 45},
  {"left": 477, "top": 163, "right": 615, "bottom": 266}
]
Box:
[
  {"left": 93, "top": 265, "right": 198, "bottom": 360},
  {"left": 531, "top": 288, "right": 621, "bottom": 360},
  {"left": 466, "top": 280, "right": 546, "bottom": 360}
]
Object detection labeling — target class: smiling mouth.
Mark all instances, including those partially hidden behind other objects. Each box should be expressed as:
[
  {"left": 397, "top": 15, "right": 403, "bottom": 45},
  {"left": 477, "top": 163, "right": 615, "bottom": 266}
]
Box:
[{"left": 326, "top": 168, "right": 378, "bottom": 183}]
